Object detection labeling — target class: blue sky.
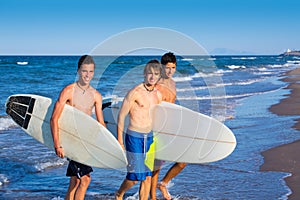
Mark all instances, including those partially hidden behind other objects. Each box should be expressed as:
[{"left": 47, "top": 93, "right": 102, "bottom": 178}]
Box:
[{"left": 1, "top": 0, "right": 299, "bottom": 55}]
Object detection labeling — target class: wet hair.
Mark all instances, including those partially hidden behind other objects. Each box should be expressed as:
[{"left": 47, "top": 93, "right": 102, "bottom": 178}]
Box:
[
  {"left": 144, "top": 59, "right": 162, "bottom": 75},
  {"left": 77, "top": 55, "right": 95, "bottom": 70},
  {"left": 161, "top": 52, "right": 176, "bottom": 65}
]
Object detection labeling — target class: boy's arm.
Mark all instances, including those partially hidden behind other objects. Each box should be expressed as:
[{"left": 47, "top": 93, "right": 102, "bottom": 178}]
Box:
[
  {"left": 117, "top": 90, "right": 134, "bottom": 149},
  {"left": 50, "top": 86, "right": 71, "bottom": 157},
  {"left": 94, "top": 91, "right": 106, "bottom": 127}
]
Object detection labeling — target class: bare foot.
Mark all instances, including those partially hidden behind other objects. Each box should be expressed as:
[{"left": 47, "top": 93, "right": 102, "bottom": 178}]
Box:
[
  {"left": 115, "top": 191, "right": 123, "bottom": 200},
  {"left": 226, "top": 115, "right": 234, "bottom": 119},
  {"left": 157, "top": 182, "right": 171, "bottom": 200}
]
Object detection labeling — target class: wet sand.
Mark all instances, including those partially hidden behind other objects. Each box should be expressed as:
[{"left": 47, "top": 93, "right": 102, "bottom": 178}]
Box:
[{"left": 260, "top": 68, "right": 300, "bottom": 199}]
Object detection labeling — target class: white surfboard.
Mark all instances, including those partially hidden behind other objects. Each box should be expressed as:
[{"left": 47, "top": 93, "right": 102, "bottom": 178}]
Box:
[
  {"left": 103, "top": 99, "right": 236, "bottom": 163},
  {"left": 152, "top": 101, "right": 236, "bottom": 163},
  {"left": 5, "top": 94, "right": 127, "bottom": 169},
  {"left": 103, "top": 99, "right": 126, "bottom": 139}
]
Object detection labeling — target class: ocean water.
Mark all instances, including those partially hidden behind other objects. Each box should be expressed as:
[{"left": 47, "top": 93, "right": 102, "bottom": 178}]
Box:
[{"left": 1, "top": 55, "right": 300, "bottom": 199}]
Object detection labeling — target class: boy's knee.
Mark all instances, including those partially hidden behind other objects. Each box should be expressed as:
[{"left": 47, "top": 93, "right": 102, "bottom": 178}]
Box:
[
  {"left": 177, "top": 163, "right": 187, "bottom": 169},
  {"left": 80, "top": 175, "right": 91, "bottom": 187},
  {"left": 145, "top": 176, "right": 151, "bottom": 182}
]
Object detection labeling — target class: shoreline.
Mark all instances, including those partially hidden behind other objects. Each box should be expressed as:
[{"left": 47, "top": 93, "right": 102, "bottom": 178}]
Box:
[{"left": 260, "top": 68, "right": 300, "bottom": 200}]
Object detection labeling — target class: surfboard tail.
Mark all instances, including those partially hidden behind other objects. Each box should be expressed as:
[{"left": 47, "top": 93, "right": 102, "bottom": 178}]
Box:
[{"left": 6, "top": 95, "right": 36, "bottom": 129}]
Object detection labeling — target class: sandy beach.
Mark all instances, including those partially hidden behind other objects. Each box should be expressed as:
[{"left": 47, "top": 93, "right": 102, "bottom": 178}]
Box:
[{"left": 260, "top": 68, "right": 300, "bottom": 200}]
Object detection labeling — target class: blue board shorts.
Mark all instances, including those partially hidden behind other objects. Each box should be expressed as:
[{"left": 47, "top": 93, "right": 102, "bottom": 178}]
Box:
[{"left": 125, "top": 129, "right": 154, "bottom": 181}]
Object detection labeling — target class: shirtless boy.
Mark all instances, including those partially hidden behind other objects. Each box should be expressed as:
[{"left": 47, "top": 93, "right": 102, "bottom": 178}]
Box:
[
  {"left": 50, "top": 55, "right": 106, "bottom": 200},
  {"left": 150, "top": 52, "right": 187, "bottom": 200},
  {"left": 115, "top": 60, "right": 162, "bottom": 200}
]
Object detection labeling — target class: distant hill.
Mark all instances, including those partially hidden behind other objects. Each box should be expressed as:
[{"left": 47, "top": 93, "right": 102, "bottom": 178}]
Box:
[
  {"left": 210, "top": 48, "right": 255, "bottom": 55},
  {"left": 280, "top": 49, "right": 300, "bottom": 56}
]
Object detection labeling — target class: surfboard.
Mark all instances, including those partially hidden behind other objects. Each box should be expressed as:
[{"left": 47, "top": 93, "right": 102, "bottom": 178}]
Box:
[
  {"left": 103, "top": 99, "right": 236, "bottom": 163},
  {"left": 5, "top": 94, "right": 127, "bottom": 169},
  {"left": 103, "top": 99, "right": 126, "bottom": 139}
]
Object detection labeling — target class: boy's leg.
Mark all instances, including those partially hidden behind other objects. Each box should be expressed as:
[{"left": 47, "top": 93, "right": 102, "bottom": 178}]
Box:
[{"left": 65, "top": 176, "right": 80, "bottom": 200}]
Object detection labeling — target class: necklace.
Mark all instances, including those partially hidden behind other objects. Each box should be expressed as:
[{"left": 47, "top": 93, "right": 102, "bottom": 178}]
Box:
[
  {"left": 76, "top": 82, "right": 89, "bottom": 94},
  {"left": 143, "top": 83, "right": 154, "bottom": 92}
]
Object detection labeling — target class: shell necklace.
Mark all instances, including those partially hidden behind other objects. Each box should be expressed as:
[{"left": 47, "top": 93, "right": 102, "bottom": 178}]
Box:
[
  {"left": 76, "top": 82, "right": 90, "bottom": 94},
  {"left": 143, "top": 83, "right": 154, "bottom": 92}
]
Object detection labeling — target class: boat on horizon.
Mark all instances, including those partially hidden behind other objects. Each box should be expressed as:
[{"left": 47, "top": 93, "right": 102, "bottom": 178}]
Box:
[{"left": 16, "top": 61, "right": 29, "bottom": 65}]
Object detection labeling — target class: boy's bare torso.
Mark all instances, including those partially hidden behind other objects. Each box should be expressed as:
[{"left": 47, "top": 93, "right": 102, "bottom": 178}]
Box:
[{"left": 128, "top": 84, "right": 161, "bottom": 133}]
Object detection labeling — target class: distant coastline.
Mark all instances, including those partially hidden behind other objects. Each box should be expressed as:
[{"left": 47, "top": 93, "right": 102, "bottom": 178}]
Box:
[{"left": 280, "top": 49, "right": 300, "bottom": 56}]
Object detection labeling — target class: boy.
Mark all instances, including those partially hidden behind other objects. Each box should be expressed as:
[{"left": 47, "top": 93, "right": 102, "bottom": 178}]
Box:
[
  {"left": 115, "top": 60, "right": 162, "bottom": 200},
  {"left": 50, "top": 55, "right": 106, "bottom": 200},
  {"left": 150, "top": 52, "right": 187, "bottom": 200}
]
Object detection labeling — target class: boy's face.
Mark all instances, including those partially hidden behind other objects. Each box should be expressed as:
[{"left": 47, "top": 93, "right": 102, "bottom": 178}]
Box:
[
  {"left": 144, "top": 67, "right": 161, "bottom": 86},
  {"left": 78, "top": 63, "right": 95, "bottom": 84},
  {"left": 163, "top": 62, "right": 176, "bottom": 78}
]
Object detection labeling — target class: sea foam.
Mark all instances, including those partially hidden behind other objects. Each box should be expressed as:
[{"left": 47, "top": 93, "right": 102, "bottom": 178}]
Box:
[{"left": 0, "top": 116, "right": 17, "bottom": 131}]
